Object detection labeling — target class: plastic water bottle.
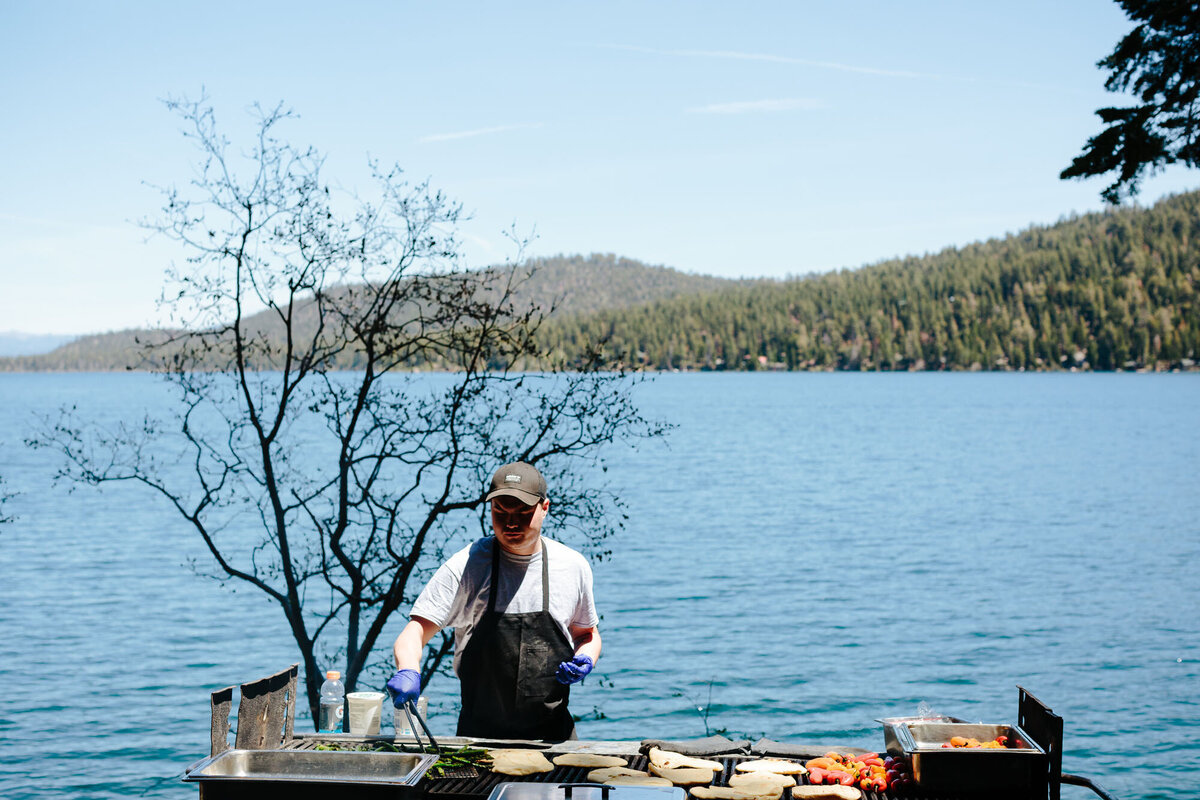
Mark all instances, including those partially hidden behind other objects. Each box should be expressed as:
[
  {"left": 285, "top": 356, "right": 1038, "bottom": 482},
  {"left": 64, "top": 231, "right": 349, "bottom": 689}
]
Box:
[{"left": 318, "top": 670, "right": 345, "bottom": 733}]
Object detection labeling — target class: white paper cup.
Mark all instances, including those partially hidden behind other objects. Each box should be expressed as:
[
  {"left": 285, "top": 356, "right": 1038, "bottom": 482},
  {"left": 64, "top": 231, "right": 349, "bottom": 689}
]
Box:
[{"left": 346, "top": 691, "right": 385, "bottom": 735}]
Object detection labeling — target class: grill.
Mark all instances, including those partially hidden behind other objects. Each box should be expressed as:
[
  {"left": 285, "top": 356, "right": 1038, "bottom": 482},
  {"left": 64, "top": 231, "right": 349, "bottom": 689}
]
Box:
[
  {"left": 421, "top": 754, "right": 980, "bottom": 800},
  {"left": 194, "top": 671, "right": 1117, "bottom": 800}
]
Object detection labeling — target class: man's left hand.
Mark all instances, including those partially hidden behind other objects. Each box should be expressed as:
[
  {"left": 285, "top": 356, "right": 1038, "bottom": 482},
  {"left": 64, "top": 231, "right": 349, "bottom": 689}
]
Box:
[
  {"left": 555, "top": 654, "right": 594, "bottom": 685},
  {"left": 386, "top": 669, "right": 422, "bottom": 708}
]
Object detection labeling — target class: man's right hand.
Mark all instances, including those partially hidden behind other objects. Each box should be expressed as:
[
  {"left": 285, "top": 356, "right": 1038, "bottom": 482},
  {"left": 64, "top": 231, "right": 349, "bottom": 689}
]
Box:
[{"left": 386, "top": 669, "right": 421, "bottom": 708}]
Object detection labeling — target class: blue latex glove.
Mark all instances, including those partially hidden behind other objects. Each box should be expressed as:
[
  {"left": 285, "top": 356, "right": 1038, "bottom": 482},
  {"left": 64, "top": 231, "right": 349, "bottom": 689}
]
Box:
[
  {"left": 555, "top": 654, "right": 594, "bottom": 685},
  {"left": 386, "top": 669, "right": 421, "bottom": 708}
]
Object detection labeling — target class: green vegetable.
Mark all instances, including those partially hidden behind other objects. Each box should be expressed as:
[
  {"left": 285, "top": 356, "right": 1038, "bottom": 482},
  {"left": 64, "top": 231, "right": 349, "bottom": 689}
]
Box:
[
  {"left": 309, "top": 740, "right": 493, "bottom": 776},
  {"left": 312, "top": 741, "right": 404, "bottom": 753},
  {"left": 427, "top": 746, "right": 493, "bottom": 777}
]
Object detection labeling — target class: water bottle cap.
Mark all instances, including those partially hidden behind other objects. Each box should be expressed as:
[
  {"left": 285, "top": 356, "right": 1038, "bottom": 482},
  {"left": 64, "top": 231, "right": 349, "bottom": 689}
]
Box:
[{"left": 326, "top": 670, "right": 341, "bottom": 680}]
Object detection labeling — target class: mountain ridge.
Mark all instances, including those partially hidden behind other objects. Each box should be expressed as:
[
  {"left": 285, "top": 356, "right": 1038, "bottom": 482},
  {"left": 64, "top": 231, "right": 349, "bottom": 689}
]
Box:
[
  {"left": 3, "top": 194, "right": 1198, "bottom": 372},
  {"left": 0, "top": 254, "right": 743, "bottom": 371}
]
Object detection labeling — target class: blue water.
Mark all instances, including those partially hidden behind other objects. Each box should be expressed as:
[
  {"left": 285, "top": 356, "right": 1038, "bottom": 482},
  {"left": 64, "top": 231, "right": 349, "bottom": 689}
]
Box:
[{"left": 0, "top": 373, "right": 1197, "bottom": 799}]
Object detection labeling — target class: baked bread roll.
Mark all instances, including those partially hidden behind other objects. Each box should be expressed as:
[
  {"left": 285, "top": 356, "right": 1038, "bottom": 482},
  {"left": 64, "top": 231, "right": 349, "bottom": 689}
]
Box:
[
  {"left": 690, "top": 784, "right": 784, "bottom": 800},
  {"left": 648, "top": 747, "right": 723, "bottom": 772},
  {"left": 553, "top": 754, "right": 629, "bottom": 768},
  {"left": 648, "top": 764, "right": 716, "bottom": 785},
  {"left": 790, "top": 786, "right": 862, "bottom": 800},
  {"left": 587, "top": 767, "right": 651, "bottom": 783},
  {"left": 489, "top": 749, "right": 553, "bottom": 776},
  {"left": 733, "top": 759, "right": 807, "bottom": 775},
  {"left": 607, "top": 775, "right": 674, "bottom": 787},
  {"left": 728, "top": 772, "right": 797, "bottom": 788}
]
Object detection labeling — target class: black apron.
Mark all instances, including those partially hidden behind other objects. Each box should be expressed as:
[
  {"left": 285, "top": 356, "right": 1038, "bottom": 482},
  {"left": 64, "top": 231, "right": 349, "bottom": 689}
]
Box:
[{"left": 456, "top": 537, "right": 577, "bottom": 741}]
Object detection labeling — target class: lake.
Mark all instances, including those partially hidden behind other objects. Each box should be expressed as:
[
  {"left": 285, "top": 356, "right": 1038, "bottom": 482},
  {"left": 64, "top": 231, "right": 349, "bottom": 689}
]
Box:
[{"left": 0, "top": 372, "right": 1197, "bottom": 799}]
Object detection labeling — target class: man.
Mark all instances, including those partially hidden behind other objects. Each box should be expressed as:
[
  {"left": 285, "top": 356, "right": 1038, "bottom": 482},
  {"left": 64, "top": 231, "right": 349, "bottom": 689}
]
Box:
[{"left": 387, "top": 461, "right": 602, "bottom": 741}]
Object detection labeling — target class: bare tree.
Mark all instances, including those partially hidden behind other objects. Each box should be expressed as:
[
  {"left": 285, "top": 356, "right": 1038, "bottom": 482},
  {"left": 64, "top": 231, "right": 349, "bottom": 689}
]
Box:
[{"left": 30, "top": 96, "right": 664, "bottom": 724}]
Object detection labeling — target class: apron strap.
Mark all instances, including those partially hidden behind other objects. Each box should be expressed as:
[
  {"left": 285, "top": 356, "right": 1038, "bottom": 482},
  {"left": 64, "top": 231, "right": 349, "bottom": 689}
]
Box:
[
  {"left": 487, "top": 536, "right": 551, "bottom": 614},
  {"left": 540, "top": 537, "right": 550, "bottom": 612},
  {"left": 488, "top": 538, "right": 500, "bottom": 613}
]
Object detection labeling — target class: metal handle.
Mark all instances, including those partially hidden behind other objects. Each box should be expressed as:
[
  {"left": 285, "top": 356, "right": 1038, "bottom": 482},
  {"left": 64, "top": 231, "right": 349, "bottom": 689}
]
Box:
[
  {"left": 406, "top": 698, "right": 440, "bottom": 755},
  {"left": 559, "top": 783, "right": 612, "bottom": 800},
  {"left": 182, "top": 755, "right": 211, "bottom": 776},
  {"left": 401, "top": 703, "right": 424, "bottom": 752},
  {"left": 1061, "top": 773, "right": 1121, "bottom": 800}
]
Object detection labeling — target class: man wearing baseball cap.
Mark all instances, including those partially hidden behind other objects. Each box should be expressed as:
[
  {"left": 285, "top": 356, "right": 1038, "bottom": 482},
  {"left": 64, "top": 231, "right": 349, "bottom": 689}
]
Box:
[{"left": 387, "top": 461, "right": 601, "bottom": 740}]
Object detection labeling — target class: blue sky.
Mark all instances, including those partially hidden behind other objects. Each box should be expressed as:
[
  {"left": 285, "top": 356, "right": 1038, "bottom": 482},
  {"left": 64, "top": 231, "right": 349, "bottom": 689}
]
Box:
[{"left": 2, "top": 1, "right": 1197, "bottom": 335}]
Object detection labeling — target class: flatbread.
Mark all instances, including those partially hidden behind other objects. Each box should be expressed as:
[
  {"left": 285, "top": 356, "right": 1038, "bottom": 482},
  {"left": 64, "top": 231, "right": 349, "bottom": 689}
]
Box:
[
  {"left": 790, "top": 787, "right": 862, "bottom": 800},
  {"left": 648, "top": 747, "right": 723, "bottom": 772},
  {"left": 733, "top": 759, "right": 807, "bottom": 775},
  {"left": 588, "top": 767, "right": 651, "bottom": 783},
  {"left": 728, "top": 772, "right": 797, "bottom": 788},
  {"left": 489, "top": 749, "right": 554, "bottom": 776},
  {"left": 689, "top": 784, "right": 784, "bottom": 800},
  {"left": 716, "top": 779, "right": 790, "bottom": 796},
  {"left": 648, "top": 764, "right": 716, "bottom": 786},
  {"left": 607, "top": 776, "right": 674, "bottom": 787},
  {"left": 553, "top": 753, "right": 629, "bottom": 768}
]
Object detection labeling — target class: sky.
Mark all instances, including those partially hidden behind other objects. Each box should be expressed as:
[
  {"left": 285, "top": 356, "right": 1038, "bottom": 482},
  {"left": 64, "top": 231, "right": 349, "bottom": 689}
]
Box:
[{"left": 1, "top": 1, "right": 1197, "bottom": 336}]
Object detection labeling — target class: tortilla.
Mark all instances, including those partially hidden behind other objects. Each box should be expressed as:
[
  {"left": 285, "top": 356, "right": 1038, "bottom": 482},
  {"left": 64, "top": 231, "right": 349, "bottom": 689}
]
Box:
[
  {"left": 588, "top": 767, "right": 652, "bottom": 783},
  {"left": 733, "top": 759, "right": 807, "bottom": 775},
  {"left": 648, "top": 764, "right": 716, "bottom": 785},
  {"left": 553, "top": 753, "right": 629, "bottom": 768},
  {"left": 728, "top": 772, "right": 797, "bottom": 788},
  {"left": 489, "top": 749, "right": 554, "bottom": 776},
  {"left": 689, "top": 784, "right": 784, "bottom": 800},
  {"left": 607, "top": 775, "right": 674, "bottom": 787},
  {"left": 715, "top": 779, "right": 789, "bottom": 797},
  {"left": 790, "top": 787, "right": 862, "bottom": 800},
  {"left": 648, "top": 747, "right": 723, "bottom": 772}
]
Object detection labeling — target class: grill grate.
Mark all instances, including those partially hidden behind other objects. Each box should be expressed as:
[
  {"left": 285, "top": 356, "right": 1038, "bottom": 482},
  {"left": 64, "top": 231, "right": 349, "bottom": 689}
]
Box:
[
  {"left": 279, "top": 745, "right": 997, "bottom": 800},
  {"left": 425, "top": 754, "right": 653, "bottom": 798}
]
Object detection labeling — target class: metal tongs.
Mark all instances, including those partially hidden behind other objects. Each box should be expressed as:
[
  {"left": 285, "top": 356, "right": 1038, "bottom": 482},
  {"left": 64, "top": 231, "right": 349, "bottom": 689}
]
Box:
[{"left": 402, "top": 698, "right": 440, "bottom": 755}]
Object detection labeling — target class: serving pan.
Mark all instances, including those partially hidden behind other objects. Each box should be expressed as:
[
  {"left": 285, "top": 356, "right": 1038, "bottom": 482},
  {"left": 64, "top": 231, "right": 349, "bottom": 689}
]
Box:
[
  {"left": 184, "top": 748, "right": 437, "bottom": 799},
  {"left": 896, "top": 722, "right": 1047, "bottom": 792}
]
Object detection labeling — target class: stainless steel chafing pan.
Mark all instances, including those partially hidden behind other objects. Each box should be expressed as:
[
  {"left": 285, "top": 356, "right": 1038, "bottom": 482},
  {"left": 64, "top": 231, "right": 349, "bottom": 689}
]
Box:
[
  {"left": 184, "top": 748, "right": 437, "bottom": 798},
  {"left": 895, "top": 722, "right": 1047, "bottom": 791}
]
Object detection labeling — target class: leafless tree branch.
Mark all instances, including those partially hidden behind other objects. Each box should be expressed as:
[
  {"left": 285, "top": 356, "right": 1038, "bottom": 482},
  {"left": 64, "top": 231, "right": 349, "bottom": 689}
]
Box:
[{"left": 28, "top": 96, "right": 666, "bottom": 725}]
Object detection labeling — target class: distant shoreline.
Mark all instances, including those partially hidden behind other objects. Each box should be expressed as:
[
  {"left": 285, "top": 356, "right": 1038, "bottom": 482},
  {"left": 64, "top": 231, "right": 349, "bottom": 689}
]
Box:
[{"left": 1, "top": 364, "right": 1197, "bottom": 375}]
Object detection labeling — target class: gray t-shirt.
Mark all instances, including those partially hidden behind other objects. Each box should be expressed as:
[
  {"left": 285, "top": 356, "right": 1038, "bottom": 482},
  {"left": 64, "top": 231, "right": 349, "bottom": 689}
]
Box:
[{"left": 410, "top": 536, "right": 600, "bottom": 675}]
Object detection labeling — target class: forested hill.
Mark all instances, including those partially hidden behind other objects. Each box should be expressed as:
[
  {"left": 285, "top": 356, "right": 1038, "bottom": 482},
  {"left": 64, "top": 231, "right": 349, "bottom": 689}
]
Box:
[
  {"left": 515, "top": 253, "right": 751, "bottom": 314},
  {"left": 0, "top": 255, "right": 746, "bottom": 371},
  {"left": 3, "top": 193, "right": 1198, "bottom": 372},
  {"left": 541, "top": 191, "right": 1200, "bottom": 371}
]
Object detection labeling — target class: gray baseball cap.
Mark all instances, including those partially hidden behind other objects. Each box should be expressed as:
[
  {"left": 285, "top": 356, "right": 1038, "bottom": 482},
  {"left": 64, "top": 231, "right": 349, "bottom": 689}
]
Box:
[{"left": 485, "top": 461, "right": 547, "bottom": 505}]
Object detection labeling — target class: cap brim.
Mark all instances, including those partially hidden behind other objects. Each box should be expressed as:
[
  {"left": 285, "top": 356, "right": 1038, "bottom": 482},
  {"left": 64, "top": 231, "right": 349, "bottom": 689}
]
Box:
[{"left": 486, "top": 487, "right": 544, "bottom": 505}]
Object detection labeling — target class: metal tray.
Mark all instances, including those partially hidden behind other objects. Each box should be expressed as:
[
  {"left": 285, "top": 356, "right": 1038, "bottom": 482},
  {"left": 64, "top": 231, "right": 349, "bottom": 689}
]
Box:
[
  {"left": 877, "top": 715, "right": 966, "bottom": 755},
  {"left": 184, "top": 748, "right": 438, "bottom": 786},
  {"left": 896, "top": 722, "right": 1047, "bottom": 791}
]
